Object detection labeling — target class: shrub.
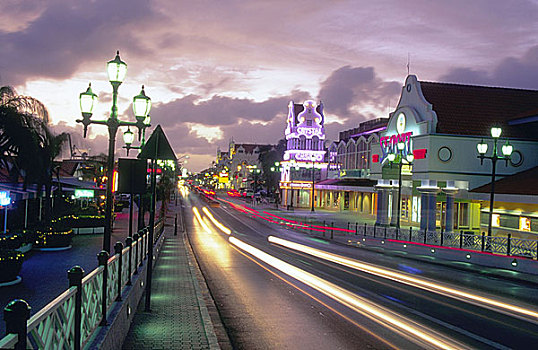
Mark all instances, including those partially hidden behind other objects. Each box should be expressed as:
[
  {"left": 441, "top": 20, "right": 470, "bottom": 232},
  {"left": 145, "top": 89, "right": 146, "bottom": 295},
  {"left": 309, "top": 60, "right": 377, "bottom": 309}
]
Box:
[{"left": 0, "top": 250, "right": 24, "bottom": 283}]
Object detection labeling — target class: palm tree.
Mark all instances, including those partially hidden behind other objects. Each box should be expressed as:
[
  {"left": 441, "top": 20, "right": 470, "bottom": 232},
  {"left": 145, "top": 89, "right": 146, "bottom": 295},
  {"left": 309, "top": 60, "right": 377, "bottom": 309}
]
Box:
[{"left": 0, "top": 105, "right": 69, "bottom": 224}]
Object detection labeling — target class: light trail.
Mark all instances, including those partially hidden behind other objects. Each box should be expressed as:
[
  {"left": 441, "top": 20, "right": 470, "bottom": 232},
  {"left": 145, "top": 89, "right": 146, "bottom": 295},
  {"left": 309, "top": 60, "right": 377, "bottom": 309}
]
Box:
[
  {"left": 229, "top": 236, "right": 465, "bottom": 350},
  {"left": 192, "top": 207, "right": 211, "bottom": 233},
  {"left": 202, "top": 207, "right": 232, "bottom": 235},
  {"left": 268, "top": 236, "right": 538, "bottom": 322}
]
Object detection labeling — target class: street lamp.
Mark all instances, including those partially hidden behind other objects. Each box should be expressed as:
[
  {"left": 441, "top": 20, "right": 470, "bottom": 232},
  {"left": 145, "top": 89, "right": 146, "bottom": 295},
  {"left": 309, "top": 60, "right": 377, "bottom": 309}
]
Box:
[
  {"left": 77, "top": 51, "right": 152, "bottom": 253},
  {"left": 477, "top": 126, "right": 513, "bottom": 236},
  {"left": 387, "top": 140, "right": 414, "bottom": 229},
  {"left": 311, "top": 154, "right": 316, "bottom": 212}
]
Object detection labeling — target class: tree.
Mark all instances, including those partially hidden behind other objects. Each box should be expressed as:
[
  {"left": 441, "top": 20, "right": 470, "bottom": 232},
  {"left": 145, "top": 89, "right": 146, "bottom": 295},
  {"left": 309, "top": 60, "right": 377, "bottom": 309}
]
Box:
[
  {"left": 0, "top": 105, "right": 69, "bottom": 224},
  {"left": 258, "top": 139, "right": 286, "bottom": 193}
]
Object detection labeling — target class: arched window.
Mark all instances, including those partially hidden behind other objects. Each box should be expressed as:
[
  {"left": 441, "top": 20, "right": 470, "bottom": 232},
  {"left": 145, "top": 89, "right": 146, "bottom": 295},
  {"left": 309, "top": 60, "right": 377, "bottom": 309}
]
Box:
[{"left": 299, "top": 135, "right": 306, "bottom": 150}]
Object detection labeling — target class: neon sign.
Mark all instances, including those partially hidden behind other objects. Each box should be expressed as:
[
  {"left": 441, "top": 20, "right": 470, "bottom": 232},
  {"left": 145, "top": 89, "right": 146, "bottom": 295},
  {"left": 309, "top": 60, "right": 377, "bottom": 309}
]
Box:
[
  {"left": 297, "top": 127, "right": 323, "bottom": 137},
  {"left": 0, "top": 191, "right": 10, "bottom": 206},
  {"left": 379, "top": 131, "right": 413, "bottom": 162},
  {"left": 74, "top": 189, "right": 94, "bottom": 198}
]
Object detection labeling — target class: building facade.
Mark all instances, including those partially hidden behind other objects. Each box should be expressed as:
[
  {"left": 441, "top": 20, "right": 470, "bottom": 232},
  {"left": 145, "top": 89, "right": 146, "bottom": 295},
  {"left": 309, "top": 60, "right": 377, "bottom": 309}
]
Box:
[
  {"left": 280, "top": 100, "right": 327, "bottom": 208},
  {"left": 370, "top": 75, "right": 538, "bottom": 236}
]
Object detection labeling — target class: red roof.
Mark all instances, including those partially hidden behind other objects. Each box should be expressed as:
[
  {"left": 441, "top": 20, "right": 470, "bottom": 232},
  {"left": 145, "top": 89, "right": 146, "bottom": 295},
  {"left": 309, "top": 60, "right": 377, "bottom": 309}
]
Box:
[
  {"left": 471, "top": 166, "right": 538, "bottom": 195},
  {"left": 420, "top": 81, "right": 538, "bottom": 140}
]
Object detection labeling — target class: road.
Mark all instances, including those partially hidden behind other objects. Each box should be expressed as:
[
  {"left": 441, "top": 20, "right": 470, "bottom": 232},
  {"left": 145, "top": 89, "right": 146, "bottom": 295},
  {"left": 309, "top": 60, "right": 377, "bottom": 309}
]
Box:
[{"left": 185, "top": 190, "right": 538, "bottom": 349}]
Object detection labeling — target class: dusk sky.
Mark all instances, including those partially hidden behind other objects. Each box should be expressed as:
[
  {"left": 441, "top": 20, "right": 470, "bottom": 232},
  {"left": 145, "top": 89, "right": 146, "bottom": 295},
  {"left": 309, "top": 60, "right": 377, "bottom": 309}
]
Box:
[{"left": 2, "top": 0, "right": 538, "bottom": 171}]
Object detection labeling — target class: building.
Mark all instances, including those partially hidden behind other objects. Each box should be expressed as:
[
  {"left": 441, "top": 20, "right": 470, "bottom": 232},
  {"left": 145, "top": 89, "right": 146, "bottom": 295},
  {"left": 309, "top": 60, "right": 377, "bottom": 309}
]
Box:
[
  {"left": 280, "top": 100, "right": 327, "bottom": 208},
  {"left": 370, "top": 75, "right": 538, "bottom": 236},
  {"left": 217, "top": 141, "right": 275, "bottom": 190}
]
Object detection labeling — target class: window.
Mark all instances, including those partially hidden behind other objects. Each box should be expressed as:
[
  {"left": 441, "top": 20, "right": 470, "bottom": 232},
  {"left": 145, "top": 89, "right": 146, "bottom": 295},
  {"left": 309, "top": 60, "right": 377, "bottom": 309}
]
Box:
[
  {"left": 492, "top": 214, "right": 500, "bottom": 227},
  {"left": 520, "top": 217, "right": 531, "bottom": 232},
  {"left": 458, "top": 202, "right": 469, "bottom": 227}
]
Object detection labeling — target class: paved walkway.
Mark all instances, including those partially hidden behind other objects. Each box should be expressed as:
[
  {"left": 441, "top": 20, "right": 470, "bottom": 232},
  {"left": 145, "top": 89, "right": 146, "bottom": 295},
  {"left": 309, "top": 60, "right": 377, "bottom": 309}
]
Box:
[{"left": 122, "top": 203, "right": 221, "bottom": 350}]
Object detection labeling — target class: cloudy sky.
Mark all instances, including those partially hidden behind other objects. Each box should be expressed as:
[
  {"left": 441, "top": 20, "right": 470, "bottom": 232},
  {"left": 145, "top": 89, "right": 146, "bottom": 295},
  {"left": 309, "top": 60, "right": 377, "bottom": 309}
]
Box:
[{"left": 2, "top": 0, "right": 538, "bottom": 171}]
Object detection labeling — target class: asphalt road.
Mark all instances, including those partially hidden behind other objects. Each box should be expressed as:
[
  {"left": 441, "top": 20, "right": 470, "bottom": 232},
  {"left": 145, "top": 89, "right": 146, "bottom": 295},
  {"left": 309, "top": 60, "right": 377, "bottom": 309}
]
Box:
[{"left": 186, "top": 192, "right": 538, "bottom": 349}]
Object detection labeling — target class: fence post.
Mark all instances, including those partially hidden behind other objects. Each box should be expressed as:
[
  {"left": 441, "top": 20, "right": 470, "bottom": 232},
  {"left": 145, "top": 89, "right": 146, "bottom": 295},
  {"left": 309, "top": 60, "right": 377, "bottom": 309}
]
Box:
[
  {"left": 423, "top": 229, "right": 427, "bottom": 244},
  {"left": 373, "top": 225, "right": 376, "bottom": 238},
  {"left": 481, "top": 232, "right": 485, "bottom": 252},
  {"left": 133, "top": 233, "right": 139, "bottom": 273},
  {"left": 396, "top": 227, "right": 399, "bottom": 241},
  {"left": 355, "top": 222, "right": 358, "bottom": 236},
  {"left": 440, "top": 228, "right": 444, "bottom": 246},
  {"left": 507, "top": 233, "right": 512, "bottom": 256},
  {"left": 114, "top": 242, "right": 124, "bottom": 302},
  {"left": 384, "top": 226, "right": 387, "bottom": 239},
  {"left": 4, "top": 299, "right": 31, "bottom": 350},
  {"left": 364, "top": 223, "right": 367, "bottom": 236},
  {"left": 98, "top": 250, "right": 109, "bottom": 326},
  {"left": 126, "top": 237, "right": 133, "bottom": 285},
  {"left": 331, "top": 222, "right": 334, "bottom": 239},
  {"left": 459, "top": 230, "right": 463, "bottom": 249},
  {"left": 409, "top": 227, "right": 412, "bottom": 241},
  {"left": 68, "top": 266, "right": 84, "bottom": 350},
  {"left": 174, "top": 214, "right": 178, "bottom": 236},
  {"left": 347, "top": 222, "right": 350, "bottom": 231}
]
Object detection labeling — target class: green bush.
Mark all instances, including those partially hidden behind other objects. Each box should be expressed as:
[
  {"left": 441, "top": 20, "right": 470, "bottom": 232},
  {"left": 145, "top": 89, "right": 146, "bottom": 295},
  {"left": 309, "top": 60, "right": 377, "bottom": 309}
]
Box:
[
  {"left": 0, "top": 250, "right": 24, "bottom": 283},
  {"left": 35, "top": 228, "right": 74, "bottom": 248}
]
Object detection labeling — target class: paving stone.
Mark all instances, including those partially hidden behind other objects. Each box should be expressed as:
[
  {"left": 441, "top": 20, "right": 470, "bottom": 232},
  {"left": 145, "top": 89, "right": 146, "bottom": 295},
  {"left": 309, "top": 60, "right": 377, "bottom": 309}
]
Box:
[{"left": 123, "top": 207, "right": 217, "bottom": 350}]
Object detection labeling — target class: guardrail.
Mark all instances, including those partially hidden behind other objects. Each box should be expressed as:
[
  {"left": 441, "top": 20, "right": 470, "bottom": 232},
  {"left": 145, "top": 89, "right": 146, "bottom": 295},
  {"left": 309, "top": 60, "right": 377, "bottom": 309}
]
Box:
[
  {"left": 279, "top": 217, "right": 538, "bottom": 260},
  {"left": 0, "top": 218, "right": 165, "bottom": 350}
]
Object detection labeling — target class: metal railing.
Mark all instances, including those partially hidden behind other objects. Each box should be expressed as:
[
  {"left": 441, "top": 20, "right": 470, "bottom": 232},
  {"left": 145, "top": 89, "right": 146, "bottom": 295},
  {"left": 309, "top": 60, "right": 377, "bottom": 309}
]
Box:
[
  {"left": 282, "top": 216, "right": 538, "bottom": 260},
  {"left": 0, "top": 218, "right": 165, "bottom": 350}
]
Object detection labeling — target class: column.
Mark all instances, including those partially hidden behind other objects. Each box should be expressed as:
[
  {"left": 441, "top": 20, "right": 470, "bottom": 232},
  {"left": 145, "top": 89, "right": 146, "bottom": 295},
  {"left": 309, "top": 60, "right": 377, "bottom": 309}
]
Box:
[
  {"left": 443, "top": 187, "right": 458, "bottom": 233},
  {"left": 390, "top": 181, "right": 399, "bottom": 226},
  {"left": 375, "top": 181, "right": 391, "bottom": 226},
  {"left": 427, "top": 192, "right": 437, "bottom": 232},
  {"left": 418, "top": 181, "right": 439, "bottom": 232}
]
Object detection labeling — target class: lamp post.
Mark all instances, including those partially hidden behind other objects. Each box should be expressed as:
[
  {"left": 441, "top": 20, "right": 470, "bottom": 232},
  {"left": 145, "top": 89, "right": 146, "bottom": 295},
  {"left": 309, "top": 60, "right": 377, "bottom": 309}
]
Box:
[
  {"left": 77, "top": 51, "right": 152, "bottom": 253},
  {"left": 311, "top": 154, "right": 316, "bottom": 212},
  {"left": 271, "top": 161, "right": 281, "bottom": 208},
  {"left": 387, "top": 141, "right": 414, "bottom": 229},
  {"left": 477, "top": 127, "right": 513, "bottom": 236}
]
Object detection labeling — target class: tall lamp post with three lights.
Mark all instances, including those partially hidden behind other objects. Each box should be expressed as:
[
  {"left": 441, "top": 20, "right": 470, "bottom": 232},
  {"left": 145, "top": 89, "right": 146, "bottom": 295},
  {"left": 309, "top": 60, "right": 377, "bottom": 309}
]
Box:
[
  {"left": 387, "top": 141, "right": 414, "bottom": 229},
  {"left": 78, "top": 51, "right": 152, "bottom": 253},
  {"left": 476, "top": 127, "right": 513, "bottom": 236}
]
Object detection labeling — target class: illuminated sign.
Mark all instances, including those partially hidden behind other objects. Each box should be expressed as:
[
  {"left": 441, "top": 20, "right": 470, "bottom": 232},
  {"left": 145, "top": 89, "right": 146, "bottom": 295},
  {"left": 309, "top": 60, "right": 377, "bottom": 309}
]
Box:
[
  {"left": 0, "top": 191, "right": 10, "bottom": 206},
  {"left": 297, "top": 127, "right": 323, "bottom": 137},
  {"left": 74, "top": 189, "right": 95, "bottom": 198},
  {"left": 288, "top": 151, "right": 325, "bottom": 162}
]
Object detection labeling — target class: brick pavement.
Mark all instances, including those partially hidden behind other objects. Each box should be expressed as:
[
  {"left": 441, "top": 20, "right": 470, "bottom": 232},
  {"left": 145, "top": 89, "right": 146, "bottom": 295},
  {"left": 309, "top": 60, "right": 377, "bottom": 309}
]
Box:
[{"left": 122, "top": 208, "right": 220, "bottom": 350}]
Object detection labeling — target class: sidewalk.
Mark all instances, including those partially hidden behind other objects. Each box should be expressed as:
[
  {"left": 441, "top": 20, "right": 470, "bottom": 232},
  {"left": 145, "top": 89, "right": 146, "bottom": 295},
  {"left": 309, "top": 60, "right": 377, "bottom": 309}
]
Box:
[
  {"left": 122, "top": 203, "right": 221, "bottom": 350},
  {"left": 234, "top": 200, "right": 538, "bottom": 284}
]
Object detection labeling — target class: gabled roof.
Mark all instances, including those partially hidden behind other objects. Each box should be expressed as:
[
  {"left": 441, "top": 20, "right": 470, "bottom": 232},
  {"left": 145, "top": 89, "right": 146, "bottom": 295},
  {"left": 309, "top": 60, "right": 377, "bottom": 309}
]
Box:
[
  {"left": 420, "top": 81, "right": 538, "bottom": 140},
  {"left": 235, "top": 143, "right": 274, "bottom": 154},
  {"left": 57, "top": 161, "right": 79, "bottom": 177},
  {"left": 471, "top": 166, "right": 538, "bottom": 196}
]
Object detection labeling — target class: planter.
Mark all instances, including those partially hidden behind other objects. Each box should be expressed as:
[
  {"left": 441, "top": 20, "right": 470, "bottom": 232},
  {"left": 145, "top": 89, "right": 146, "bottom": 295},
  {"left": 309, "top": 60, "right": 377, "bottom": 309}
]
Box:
[
  {"left": 0, "top": 250, "right": 24, "bottom": 283},
  {"left": 35, "top": 228, "right": 74, "bottom": 248},
  {"left": 0, "top": 234, "right": 24, "bottom": 250}
]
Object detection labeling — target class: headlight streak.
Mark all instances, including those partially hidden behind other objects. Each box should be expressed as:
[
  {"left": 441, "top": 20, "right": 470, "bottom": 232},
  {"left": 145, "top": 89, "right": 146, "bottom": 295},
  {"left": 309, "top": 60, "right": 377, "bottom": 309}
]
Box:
[
  {"left": 192, "top": 207, "right": 211, "bottom": 233},
  {"left": 229, "top": 236, "right": 463, "bottom": 350},
  {"left": 202, "top": 207, "right": 232, "bottom": 235},
  {"left": 268, "top": 236, "right": 538, "bottom": 323}
]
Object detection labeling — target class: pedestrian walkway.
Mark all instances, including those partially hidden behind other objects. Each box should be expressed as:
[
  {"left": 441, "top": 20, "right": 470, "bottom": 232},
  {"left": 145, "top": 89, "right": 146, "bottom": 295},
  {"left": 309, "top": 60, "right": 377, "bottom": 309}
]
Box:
[{"left": 122, "top": 204, "right": 220, "bottom": 350}]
